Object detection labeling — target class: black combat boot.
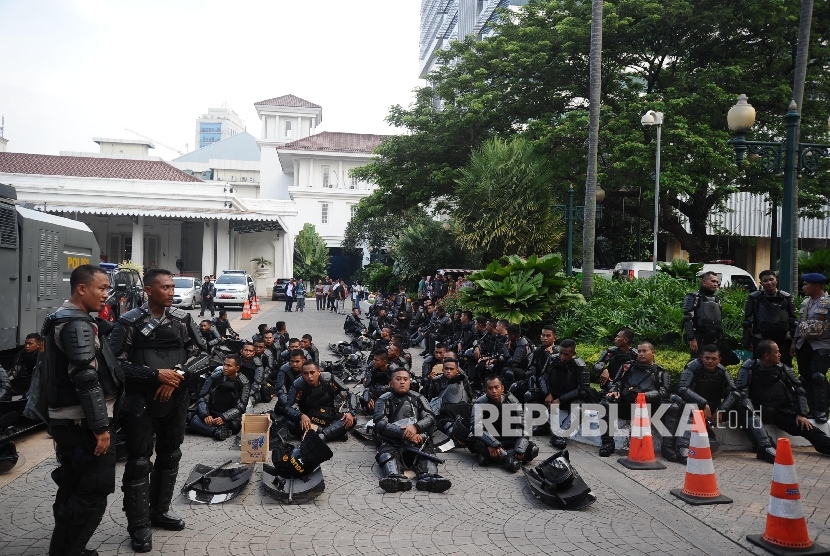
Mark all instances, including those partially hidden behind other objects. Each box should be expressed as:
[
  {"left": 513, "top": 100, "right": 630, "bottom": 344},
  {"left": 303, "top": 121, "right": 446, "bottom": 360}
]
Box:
[
  {"left": 150, "top": 468, "right": 186, "bottom": 531},
  {"left": 123, "top": 477, "right": 152, "bottom": 553}
]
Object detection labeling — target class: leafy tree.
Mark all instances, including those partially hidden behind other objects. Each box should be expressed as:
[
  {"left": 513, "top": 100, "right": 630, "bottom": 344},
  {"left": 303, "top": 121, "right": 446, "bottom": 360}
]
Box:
[
  {"left": 351, "top": 0, "right": 830, "bottom": 264},
  {"left": 461, "top": 254, "right": 584, "bottom": 324},
  {"left": 293, "top": 223, "right": 329, "bottom": 283},
  {"left": 391, "top": 217, "right": 477, "bottom": 280},
  {"left": 454, "top": 137, "right": 564, "bottom": 261},
  {"left": 798, "top": 249, "right": 830, "bottom": 278}
]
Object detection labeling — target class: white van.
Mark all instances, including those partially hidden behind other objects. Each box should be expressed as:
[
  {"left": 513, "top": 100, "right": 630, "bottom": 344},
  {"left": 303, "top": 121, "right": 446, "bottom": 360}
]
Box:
[{"left": 612, "top": 261, "right": 757, "bottom": 291}]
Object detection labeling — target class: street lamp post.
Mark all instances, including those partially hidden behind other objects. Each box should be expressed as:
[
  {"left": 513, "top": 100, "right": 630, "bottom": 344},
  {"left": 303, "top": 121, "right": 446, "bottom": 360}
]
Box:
[
  {"left": 554, "top": 186, "right": 605, "bottom": 276},
  {"left": 727, "top": 94, "right": 830, "bottom": 292},
  {"left": 641, "top": 110, "right": 664, "bottom": 274}
]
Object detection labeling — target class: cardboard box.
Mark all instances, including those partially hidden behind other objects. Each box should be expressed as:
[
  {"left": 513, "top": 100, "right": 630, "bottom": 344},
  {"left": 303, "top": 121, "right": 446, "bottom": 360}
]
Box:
[{"left": 241, "top": 414, "right": 271, "bottom": 463}]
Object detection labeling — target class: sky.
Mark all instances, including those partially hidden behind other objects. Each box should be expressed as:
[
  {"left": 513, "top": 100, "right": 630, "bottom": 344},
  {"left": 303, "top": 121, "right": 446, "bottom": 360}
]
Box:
[{"left": 0, "top": 0, "right": 422, "bottom": 159}]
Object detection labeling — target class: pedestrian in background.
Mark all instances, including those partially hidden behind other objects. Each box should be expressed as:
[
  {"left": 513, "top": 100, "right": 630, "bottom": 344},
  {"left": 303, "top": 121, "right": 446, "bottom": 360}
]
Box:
[
  {"left": 199, "top": 275, "right": 215, "bottom": 318},
  {"left": 315, "top": 280, "right": 324, "bottom": 311},
  {"left": 285, "top": 279, "right": 295, "bottom": 312},
  {"left": 296, "top": 279, "right": 306, "bottom": 312}
]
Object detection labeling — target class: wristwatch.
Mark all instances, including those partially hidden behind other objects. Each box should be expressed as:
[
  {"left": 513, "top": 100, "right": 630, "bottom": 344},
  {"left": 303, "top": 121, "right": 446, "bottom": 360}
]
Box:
[{"left": 174, "top": 364, "right": 185, "bottom": 377}]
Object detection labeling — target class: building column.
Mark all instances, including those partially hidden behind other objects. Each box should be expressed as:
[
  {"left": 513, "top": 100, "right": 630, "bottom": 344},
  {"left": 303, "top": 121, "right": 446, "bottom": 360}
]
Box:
[
  {"left": 308, "top": 158, "right": 314, "bottom": 188},
  {"left": 338, "top": 160, "right": 343, "bottom": 188},
  {"left": 296, "top": 116, "right": 301, "bottom": 139},
  {"left": 261, "top": 116, "right": 267, "bottom": 140},
  {"left": 132, "top": 215, "right": 144, "bottom": 267},
  {"left": 202, "top": 220, "right": 215, "bottom": 278},
  {"left": 216, "top": 219, "right": 230, "bottom": 273}
]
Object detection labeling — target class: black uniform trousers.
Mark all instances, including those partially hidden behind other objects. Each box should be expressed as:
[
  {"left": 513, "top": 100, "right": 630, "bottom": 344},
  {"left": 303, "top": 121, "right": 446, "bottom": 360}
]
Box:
[
  {"left": 758, "top": 407, "right": 830, "bottom": 455},
  {"left": 50, "top": 422, "right": 116, "bottom": 556}
]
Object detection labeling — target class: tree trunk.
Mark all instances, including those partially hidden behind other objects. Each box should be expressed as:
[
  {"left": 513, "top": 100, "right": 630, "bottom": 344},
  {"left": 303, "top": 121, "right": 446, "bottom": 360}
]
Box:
[
  {"left": 790, "top": 0, "right": 813, "bottom": 293},
  {"left": 581, "top": 0, "right": 603, "bottom": 298}
]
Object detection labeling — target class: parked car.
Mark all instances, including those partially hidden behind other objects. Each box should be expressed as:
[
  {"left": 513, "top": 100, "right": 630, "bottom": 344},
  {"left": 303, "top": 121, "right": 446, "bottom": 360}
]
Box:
[
  {"left": 214, "top": 271, "right": 255, "bottom": 308},
  {"left": 173, "top": 276, "right": 202, "bottom": 309},
  {"left": 272, "top": 278, "right": 291, "bottom": 301},
  {"left": 98, "top": 263, "right": 145, "bottom": 322},
  {"left": 571, "top": 267, "right": 614, "bottom": 280},
  {"left": 612, "top": 261, "right": 757, "bottom": 291}
]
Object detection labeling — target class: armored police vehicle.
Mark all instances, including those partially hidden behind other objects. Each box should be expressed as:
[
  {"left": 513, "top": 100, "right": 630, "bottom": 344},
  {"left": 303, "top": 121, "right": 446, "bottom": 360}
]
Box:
[{"left": 0, "top": 183, "right": 100, "bottom": 352}]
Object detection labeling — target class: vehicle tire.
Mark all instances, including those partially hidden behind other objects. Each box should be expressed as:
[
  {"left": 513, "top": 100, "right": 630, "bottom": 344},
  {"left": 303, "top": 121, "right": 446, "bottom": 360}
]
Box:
[{"left": 189, "top": 297, "right": 195, "bottom": 310}]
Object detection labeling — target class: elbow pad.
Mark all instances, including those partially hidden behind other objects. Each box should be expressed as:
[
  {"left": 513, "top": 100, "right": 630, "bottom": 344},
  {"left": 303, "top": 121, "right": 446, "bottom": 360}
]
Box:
[{"left": 72, "top": 367, "right": 109, "bottom": 431}]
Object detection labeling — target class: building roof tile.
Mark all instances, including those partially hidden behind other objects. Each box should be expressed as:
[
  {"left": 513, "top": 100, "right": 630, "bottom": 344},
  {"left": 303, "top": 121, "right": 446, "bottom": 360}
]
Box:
[
  {"left": 279, "top": 131, "right": 388, "bottom": 154},
  {"left": 254, "top": 94, "right": 321, "bottom": 108},
  {"left": 0, "top": 152, "right": 202, "bottom": 182}
]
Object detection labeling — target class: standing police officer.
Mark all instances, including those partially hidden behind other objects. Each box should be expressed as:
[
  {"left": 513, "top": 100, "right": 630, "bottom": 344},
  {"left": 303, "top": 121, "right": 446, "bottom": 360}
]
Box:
[
  {"left": 39, "top": 265, "right": 123, "bottom": 556},
  {"left": 683, "top": 271, "right": 723, "bottom": 359},
  {"left": 111, "top": 269, "right": 209, "bottom": 552},
  {"left": 743, "top": 270, "right": 796, "bottom": 366},
  {"left": 791, "top": 273, "right": 830, "bottom": 424}
]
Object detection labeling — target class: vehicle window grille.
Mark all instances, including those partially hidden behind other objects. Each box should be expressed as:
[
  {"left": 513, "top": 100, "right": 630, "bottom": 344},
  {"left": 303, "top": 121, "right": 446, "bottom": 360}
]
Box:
[
  {"left": 38, "top": 229, "right": 59, "bottom": 300},
  {"left": 0, "top": 201, "right": 18, "bottom": 249}
]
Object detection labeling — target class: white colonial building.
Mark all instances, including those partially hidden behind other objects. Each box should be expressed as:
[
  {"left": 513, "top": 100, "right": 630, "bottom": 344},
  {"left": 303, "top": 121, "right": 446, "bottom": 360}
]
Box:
[{"left": 0, "top": 94, "right": 385, "bottom": 290}]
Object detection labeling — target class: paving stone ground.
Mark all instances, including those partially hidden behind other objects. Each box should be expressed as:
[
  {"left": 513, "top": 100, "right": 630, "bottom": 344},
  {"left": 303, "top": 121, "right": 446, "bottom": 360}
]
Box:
[{"left": 1, "top": 299, "right": 828, "bottom": 555}]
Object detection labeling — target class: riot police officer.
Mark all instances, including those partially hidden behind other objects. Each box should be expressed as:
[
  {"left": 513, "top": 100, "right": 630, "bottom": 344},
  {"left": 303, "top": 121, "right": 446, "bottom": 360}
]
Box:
[
  {"left": 361, "top": 350, "right": 392, "bottom": 414},
  {"left": 599, "top": 342, "right": 673, "bottom": 458},
  {"left": 275, "top": 349, "right": 306, "bottom": 410},
  {"left": 278, "top": 361, "right": 354, "bottom": 442},
  {"left": 188, "top": 354, "right": 250, "bottom": 440},
  {"left": 424, "top": 355, "right": 472, "bottom": 444},
  {"left": 743, "top": 270, "right": 796, "bottom": 366},
  {"left": 198, "top": 319, "right": 222, "bottom": 351},
  {"left": 502, "top": 324, "right": 531, "bottom": 389},
  {"left": 40, "top": 265, "right": 123, "bottom": 556},
  {"left": 373, "top": 368, "right": 451, "bottom": 493},
  {"left": 672, "top": 344, "right": 775, "bottom": 463},
  {"left": 111, "top": 269, "right": 209, "bottom": 553},
  {"left": 593, "top": 328, "right": 637, "bottom": 389},
  {"left": 739, "top": 340, "right": 830, "bottom": 455},
  {"left": 542, "top": 340, "right": 598, "bottom": 450},
  {"left": 683, "top": 271, "right": 723, "bottom": 358},
  {"left": 467, "top": 374, "right": 538, "bottom": 472}
]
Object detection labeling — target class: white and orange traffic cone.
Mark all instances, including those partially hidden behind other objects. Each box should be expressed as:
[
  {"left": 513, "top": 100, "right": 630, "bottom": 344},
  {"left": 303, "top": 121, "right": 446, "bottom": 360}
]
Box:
[
  {"left": 618, "top": 392, "right": 666, "bottom": 470},
  {"left": 241, "top": 299, "right": 252, "bottom": 320},
  {"left": 250, "top": 296, "right": 259, "bottom": 314},
  {"left": 670, "top": 409, "right": 732, "bottom": 505},
  {"left": 747, "top": 438, "right": 829, "bottom": 555}
]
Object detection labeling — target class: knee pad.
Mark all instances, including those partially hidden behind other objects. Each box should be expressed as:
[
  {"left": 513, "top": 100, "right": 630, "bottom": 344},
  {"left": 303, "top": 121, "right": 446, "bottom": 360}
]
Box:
[
  {"left": 154, "top": 448, "right": 182, "bottom": 470},
  {"left": 124, "top": 456, "right": 151, "bottom": 481},
  {"left": 525, "top": 441, "right": 539, "bottom": 462},
  {"left": 514, "top": 437, "right": 530, "bottom": 456}
]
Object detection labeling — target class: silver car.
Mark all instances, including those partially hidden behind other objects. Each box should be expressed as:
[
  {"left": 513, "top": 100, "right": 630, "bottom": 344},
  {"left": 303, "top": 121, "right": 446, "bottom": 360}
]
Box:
[{"left": 173, "top": 276, "right": 202, "bottom": 309}]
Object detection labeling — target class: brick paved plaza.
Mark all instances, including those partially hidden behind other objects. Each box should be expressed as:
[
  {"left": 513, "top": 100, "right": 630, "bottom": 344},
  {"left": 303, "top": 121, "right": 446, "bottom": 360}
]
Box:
[{"left": 1, "top": 300, "right": 828, "bottom": 555}]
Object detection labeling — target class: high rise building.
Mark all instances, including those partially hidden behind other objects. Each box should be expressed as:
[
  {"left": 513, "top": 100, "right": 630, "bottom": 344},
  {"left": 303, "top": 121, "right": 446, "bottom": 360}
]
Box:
[
  {"left": 195, "top": 105, "right": 246, "bottom": 149},
  {"left": 419, "top": 0, "right": 528, "bottom": 78}
]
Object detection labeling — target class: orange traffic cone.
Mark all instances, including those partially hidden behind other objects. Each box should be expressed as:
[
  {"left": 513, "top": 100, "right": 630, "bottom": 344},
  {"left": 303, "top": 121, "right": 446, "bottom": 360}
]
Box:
[
  {"left": 670, "top": 409, "right": 732, "bottom": 505},
  {"left": 747, "top": 438, "right": 829, "bottom": 555},
  {"left": 250, "top": 296, "right": 259, "bottom": 314},
  {"left": 241, "top": 299, "right": 252, "bottom": 320},
  {"left": 618, "top": 392, "right": 666, "bottom": 470}
]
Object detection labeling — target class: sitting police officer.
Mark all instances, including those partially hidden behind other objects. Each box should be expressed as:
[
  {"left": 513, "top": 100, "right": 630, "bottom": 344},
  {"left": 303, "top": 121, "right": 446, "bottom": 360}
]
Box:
[
  {"left": 424, "top": 353, "right": 473, "bottom": 443},
  {"left": 211, "top": 310, "right": 238, "bottom": 340},
  {"left": 361, "top": 350, "right": 392, "bottom": 415},
  {"left": 278, "top": 361, "right": 354, "bottom": 442},
  {"left": 41, "top": 265, "right": 124, "bottom": 556},
  {"left": 502, "top": 324, "right": 532, "bottom": 389},
  {"left": 344, "top": 307, "right": 364, "bottom": 336},
  {"left": 543, "top": 339, "right": 598, "bottom": 450},
  {"left": 599, "top": 342, "right": 672, "bottom": 458},
  {"left": 671, "top": 344, "right": 775, "bottom": 463},
  {"left": 111, "top": 269, "right": 210, "bottom": 552},
  {"left": 467, "top": 374, "right": 538, "bottom": 472},
  {"left": 373, "top": 368, "right": 451, "bottom": 493},
  {"left": 275, "top": 349, "right": 306, "bottom": 410},
  {"left": 593, "top": 328, "right": 637, "bottom": 390},
  {"left": 198, "top": 319, "right": 222, "bottom": 351},
  {"left": 239, "top": 342, "right": 267, "bottom": 405},
  {"left": 737, "top": 339, "right": 830, "bottom": 456},
  {"left": 188, "top": 354, "right": 250, "bottom": 440}
]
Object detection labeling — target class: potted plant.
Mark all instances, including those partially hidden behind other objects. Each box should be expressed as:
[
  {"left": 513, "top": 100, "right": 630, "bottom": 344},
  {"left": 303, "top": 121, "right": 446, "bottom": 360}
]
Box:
[
  {"left": 251, "top": 257, "right": 273, "bottom": 278},
  {"left": 251, "top": 256, "right": 273, "bottom": 269}
]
